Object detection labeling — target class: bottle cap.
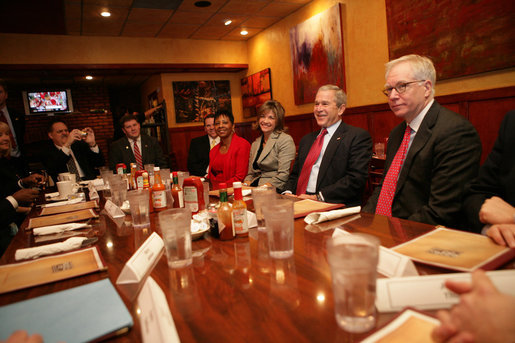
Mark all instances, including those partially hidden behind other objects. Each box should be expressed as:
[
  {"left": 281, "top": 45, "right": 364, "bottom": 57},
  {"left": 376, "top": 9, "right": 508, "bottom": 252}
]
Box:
[
  {"left": 219, "top": 182, "right": 227, "bottom": 189},
  {"left": 233, "top": 181, "right": 242, "bottom": 188},
  {"left": 154, "top": 166, "right": 160, "bottom": 171}
]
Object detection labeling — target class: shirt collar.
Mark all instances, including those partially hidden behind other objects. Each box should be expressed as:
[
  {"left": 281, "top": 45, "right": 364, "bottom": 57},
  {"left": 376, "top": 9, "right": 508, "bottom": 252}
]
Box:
[
  {"left": 408, "top": 99, "right": 434, "bottom": 133},
  {"left": 322, "top": 119, "right": 341, "bottom": 136}
]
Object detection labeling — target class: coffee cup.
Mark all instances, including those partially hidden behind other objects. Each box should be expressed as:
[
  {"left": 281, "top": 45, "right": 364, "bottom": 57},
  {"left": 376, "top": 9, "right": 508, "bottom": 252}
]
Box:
[{"left": 57, "top": 180, "right": 73, "bottom": 198}]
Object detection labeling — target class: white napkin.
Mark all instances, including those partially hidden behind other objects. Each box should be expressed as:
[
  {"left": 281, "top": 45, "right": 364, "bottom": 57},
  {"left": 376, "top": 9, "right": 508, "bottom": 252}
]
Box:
[
  {"left": 32, "top": 222, "right": 90, "bottom": 236},
  {"left": 247, "top": 211, "right": 257, "bottom": 228},
  {"left": 304, "top": 206, "right": 361, "bottom": 225},
  {"left": 15, "top": 237, "right": 88, "bottom": 261},
  {"left": 192, "top": 211, "right": 210, "bottom": 233},
  {"left": 45, "top": 192, "right": 60, "bottom": 198},
  {"left": 242, "top": 189, "right": 251, "bottom": 196},
  {"left": 40, "top": 198, "right": 83, "bottom": 208}
]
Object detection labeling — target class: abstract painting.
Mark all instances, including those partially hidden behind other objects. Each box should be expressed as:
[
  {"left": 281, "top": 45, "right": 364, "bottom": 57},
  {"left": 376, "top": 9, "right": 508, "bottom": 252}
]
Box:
[
  {"left": 172, "top": 80, "right": 232, "bottom": 123},
  {"left": 386, "top": 0, "right": 515, "bottom": 80},
  {"left": 241, "top": 68, "right": 272, "bottom": 118},
  {"left": 289, "top": 4, "right": 345, "bottom": 105}
]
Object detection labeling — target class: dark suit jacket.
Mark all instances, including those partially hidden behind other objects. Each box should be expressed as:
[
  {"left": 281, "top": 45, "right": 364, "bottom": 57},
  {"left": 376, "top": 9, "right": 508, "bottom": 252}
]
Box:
[
  {"left": 41, "top": 141, "right": 105, "bottom": 182},
  {"left": 3, "top": 107, "right": 25, "bottom": 155},
  {"left": 364, "top": 101, "right": 482, "bottom": 228},
  {"left": 109, "top": 134, "right": 168, "bottom": 170},
  {"left": 284, "top": 121, "right": 372, "bottom": 206},
  {"left": 0, "top": 156, "right": 28, "bottom": 199},
  {"left": 463, "top": 110, "right": 515, "bottom": 233},
  {"left": 0, "top": 198, "right": 17, "bottom": 258},
  {"left": 187, "top": 135, "right": 210, "bottom": 176}
]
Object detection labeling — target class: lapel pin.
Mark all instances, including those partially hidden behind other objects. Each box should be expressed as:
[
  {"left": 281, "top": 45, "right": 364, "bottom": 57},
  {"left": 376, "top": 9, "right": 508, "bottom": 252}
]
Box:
[{"left": 336, "top": 137, "right": 341, "bottom": 141}]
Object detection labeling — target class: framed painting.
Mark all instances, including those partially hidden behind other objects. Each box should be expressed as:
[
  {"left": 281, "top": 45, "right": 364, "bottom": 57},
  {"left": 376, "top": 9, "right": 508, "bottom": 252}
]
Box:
[
  {"left": 172, "top": 80, "right": 232, "bottom": 123},
  {"left": 289, "top": 4, "right": 345, "bottom": 105},
  {"left": 386, "top": 0, "right": 515, "bottom": 80},
  {"left": 241, "top": 68, "right": 272, "bottom": 118}
]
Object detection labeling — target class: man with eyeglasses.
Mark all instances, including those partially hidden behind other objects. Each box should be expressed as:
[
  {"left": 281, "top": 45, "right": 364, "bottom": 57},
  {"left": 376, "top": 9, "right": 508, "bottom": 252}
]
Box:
[{"left": 363, "top": 54, "right": 481, "bottom": 228}]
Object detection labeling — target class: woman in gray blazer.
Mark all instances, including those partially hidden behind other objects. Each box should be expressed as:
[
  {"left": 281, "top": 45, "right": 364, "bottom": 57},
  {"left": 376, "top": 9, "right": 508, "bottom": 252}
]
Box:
[{"left": 244, "top": 100, "right": 296, "bottom": 192}]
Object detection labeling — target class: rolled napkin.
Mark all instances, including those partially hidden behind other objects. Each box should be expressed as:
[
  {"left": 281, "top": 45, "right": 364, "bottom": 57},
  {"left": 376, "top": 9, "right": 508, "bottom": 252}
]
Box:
[
  {"left": 15, "top": 237, "right": 88, "bottom": 261},
  {"left": 32, "top": 222, "right": 90, "bottom": 236},
  {"left": 40, "top": 198, "right": 83, "bottom": 208},
  {"left": 304, "top": 206, "right": 361, "bottom": 225}
]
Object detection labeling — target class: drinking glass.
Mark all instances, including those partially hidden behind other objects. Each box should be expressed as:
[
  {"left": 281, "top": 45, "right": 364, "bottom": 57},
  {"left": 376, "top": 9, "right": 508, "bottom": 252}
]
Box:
[
  {"left": 110, "top": 177, "right": 128, "bottom": 207},
  {"left": 159, "top": 208, "right": 193, "bottom": 268},
  {"left": 262, "top": 199, "right": 294, "bottom": 258},
  {"left": 127, "top": 189, "right": 150, "bottom": 228},
  {"left": 251, "top": 185, "right": 276, "bottom": 231},
  {"left": 326, "top": 233, "right": 379, "bottom": 333}
]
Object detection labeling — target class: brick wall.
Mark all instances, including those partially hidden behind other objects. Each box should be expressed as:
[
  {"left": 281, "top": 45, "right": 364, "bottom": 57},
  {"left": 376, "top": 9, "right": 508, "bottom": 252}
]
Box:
[{"left": 8, "top": 84, "right": 113, "bottom": 163}]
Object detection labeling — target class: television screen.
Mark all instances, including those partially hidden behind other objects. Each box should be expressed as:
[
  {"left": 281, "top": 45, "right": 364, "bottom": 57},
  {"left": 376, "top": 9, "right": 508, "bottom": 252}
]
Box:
[{"left": 23, "top": 89, "right": 74, "bottom": 115}]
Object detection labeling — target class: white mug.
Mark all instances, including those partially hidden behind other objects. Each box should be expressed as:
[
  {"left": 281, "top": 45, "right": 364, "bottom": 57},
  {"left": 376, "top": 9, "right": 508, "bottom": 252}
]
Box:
[
  {"left": 58, "top": 172, "right": 76, "bottom": 184},
  {"left": 57, "top": 180, "right": 73, "bottom": 198}
]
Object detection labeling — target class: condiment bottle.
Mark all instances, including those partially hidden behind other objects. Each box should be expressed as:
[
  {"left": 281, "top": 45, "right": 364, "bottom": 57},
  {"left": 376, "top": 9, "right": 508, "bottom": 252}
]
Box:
[
  {"left": 142, "top": 171, "right": 154, "bottom": 213},
  {"left": 171, "top": 172, "right": 184, "bottom": 208},
  {"left": 152, "top": 167, "right": 167, "bottom": 211},
  {"left": 135, "top": 169, "right": 146, "bottom": 190},
  {"left": 129, "top": 163, "right": 137, "bottom": 190},
  {"left": 217, "top": 183, "right": 234, "bottom": 240},
  {"left": 183, "top": 176, "right": 205, "bottom": 215},
  {"left": 231, "top": 182, "right": 248, "bottom": 237},
  {"left": 116, "top": 163, "right": 126, "bottom": 175},
  {"left": 208, "top": 203, "right": 219, "bottom": 238}
]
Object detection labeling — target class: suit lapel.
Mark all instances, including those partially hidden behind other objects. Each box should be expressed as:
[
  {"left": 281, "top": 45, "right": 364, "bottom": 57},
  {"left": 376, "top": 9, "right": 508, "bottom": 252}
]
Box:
[
  {"left": 257, "top": 132, "right": 278, "bottom": 164},
  {"left": 395, "top": 101, "right": 439, "bottom": 194},
  {"left": 317, "top": 122, "right": 345, "bottom": 188}
]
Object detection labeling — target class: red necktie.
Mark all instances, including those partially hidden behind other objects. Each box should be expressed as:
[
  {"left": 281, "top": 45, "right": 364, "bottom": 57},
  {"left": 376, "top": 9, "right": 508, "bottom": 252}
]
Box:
[
  {"left": 376, "top": 125, "right": 412, "bottom": 216},
  {"left": 296, "top": 129, "right": 328, "bottom": 195},
  {"left": 133, "top": 139, "right": 144, "bottom": 170},
  {"left": 0, "top": 111, "right": 16, "bottom": 149}
]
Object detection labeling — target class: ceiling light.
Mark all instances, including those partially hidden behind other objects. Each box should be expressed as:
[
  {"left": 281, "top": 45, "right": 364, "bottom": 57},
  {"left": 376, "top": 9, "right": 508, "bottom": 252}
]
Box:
[
  {"left": 224, "top": 19, "right": 232, "bottom": 26},
  {"left": 85, "top": 75, "right": 93, "bottom": 80},
  {"left": 100, "top": 11, "right": 111, "bottom": 17},
  {"left": 240, "top": 29, "right": 248, "bottom": 36},
  {"left": 194, "top": 1, "right": 211, "bottom": 7}
]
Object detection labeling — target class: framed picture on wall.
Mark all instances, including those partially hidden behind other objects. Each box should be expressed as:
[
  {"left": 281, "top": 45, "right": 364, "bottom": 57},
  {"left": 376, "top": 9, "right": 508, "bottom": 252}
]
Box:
[
  {"left": 289, "top": 4, "right": 345, "bottom": 105},
  {"left": 241, "top": 68, "right": 272, "bottom": 118},
  {"left": 172, "top": 80, "right": 232, "bottom": 123}
]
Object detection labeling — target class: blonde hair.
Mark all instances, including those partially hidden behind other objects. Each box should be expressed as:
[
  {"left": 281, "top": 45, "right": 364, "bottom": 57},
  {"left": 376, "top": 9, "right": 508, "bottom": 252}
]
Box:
[{"left": 0, "top": 122, "right": 11, "bottom": 158}]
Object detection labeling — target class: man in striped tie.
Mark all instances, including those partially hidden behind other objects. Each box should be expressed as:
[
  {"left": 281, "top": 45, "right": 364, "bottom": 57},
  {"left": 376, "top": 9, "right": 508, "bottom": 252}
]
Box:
[
  {"left": 364, "top": 55, "right": 481, "bottom": 228},
  {"left": 109, "top": 114, "right": 168, "bottom": 171}
]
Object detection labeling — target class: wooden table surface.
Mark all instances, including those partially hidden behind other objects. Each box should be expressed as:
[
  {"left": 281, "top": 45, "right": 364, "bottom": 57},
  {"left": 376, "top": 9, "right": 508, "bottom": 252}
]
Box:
[{"left": 1, "top": 196, "right": 513, "bottom": 342}]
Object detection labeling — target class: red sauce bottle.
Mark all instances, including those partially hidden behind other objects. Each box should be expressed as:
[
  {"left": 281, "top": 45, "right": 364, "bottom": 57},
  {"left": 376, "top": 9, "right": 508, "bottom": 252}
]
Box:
[{"left": 183, "top": 176, "right": 205, "bottom": 215}]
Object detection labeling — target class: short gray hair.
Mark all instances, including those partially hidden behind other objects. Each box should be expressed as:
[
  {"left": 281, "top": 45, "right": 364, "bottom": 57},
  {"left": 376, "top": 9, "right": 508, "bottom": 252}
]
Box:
[
  {"left": 317, "top": 84, "right": 347, "bottom": 107},
  {"left": 385, "top": 54, "right": 436, "bottom": 96}
]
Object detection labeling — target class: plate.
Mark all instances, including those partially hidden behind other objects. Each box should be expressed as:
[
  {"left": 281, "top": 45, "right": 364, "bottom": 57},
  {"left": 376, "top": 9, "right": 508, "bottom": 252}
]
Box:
[{"left": 192, "top": 227, "right": 209, "bottom": 240}]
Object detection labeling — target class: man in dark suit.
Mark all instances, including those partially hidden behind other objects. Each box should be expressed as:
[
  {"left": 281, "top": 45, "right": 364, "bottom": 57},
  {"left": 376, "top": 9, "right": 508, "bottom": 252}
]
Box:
[
  {"left": 363, "top": 54, "right": 481, "bottom": 228},
  {"left": 109, "top": 114, "right": 168, "bottom": 170},
  {"left": 0, "top": 79, "right": 25, "bottom": 157},
  {"left": 283, "top": 85, "right": 372, "bottom": 206},
  {"left": 462, "top": 110, "right": 515, "bottom": 247},
  {"left": 187, "top": 114, "right": 219, "bottom": 176},
  {"left": 41, "top": 120, "right": 104, "bottom": 182}
]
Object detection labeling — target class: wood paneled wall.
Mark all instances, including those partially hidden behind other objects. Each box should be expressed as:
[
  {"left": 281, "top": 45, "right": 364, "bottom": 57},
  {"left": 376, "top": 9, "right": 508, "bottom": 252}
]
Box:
[{"left": 169, "top": 86, "right": 515, "bottom": 171}]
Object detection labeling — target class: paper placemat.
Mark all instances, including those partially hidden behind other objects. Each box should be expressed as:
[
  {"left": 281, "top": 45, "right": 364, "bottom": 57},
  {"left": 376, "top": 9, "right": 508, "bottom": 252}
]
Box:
[
  {"left": 27, "top": 209, "right": 98, "bottom": 229},
  {"left": 0, "top": 247, "right": 106, "bottom": 294},
  {"left": 40, "top": 200, "right": 98, "bottom": 216},
  {"left": 293, "top": 199, "right": 345, "bottom": 218}
]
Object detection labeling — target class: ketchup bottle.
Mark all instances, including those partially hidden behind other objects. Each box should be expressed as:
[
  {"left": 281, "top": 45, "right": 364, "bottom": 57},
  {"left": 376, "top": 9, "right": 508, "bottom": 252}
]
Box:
[{"left": 183, "top": 176, "right": 205, "bottom": 215}]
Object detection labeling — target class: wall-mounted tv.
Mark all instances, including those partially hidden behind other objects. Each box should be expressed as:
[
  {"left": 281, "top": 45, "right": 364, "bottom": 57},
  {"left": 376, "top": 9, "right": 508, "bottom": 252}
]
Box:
[{"left": 22, "top": 89, "right": 74, "bottom": 115}]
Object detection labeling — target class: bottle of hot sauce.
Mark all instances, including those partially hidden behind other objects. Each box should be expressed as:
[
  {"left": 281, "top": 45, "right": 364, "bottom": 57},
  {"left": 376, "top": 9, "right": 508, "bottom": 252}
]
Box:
[
  {"left": 152, "top": 167, "right": 167, "bottom": 212},
  {"left": 142, "top": 171, "right": 154, "bottom": 213},
  {"left": 171, "top": 172, "right": 184, "bottom": 208},
  {"left": 217, "top": 183, "right": 234, "bottom": 241},
  {"left": 232, "top": 182, "right": 248, "bottom": 237},
  {"left": 129, "top": 163, "right": 137, "bottom": 190}
]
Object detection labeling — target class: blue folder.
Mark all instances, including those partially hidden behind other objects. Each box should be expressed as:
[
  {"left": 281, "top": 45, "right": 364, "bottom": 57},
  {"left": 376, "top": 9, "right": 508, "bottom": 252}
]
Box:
[{"left": 0, "top": 278, "right": 133, "bottom": 342}]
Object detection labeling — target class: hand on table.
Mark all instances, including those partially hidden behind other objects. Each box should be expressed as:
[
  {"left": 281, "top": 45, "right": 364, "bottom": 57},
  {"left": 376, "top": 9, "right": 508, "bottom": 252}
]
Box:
[
  {"left": 3, "top": 330, "right": 43, "bottom": 343},
  {"left": 12, "top": 188, "right": 40, "bottom": 204},
  {"left": 432, "top": 269, "right": 515, "bottom": 343},
  {"left": 485, "top": 224, "right": 515, "bottom": 248},
  {"left": 479, "top": 196, "right": 515, "bottom": 225},
  {"left": 298, "top": 194, "right": 317, "bottom": 201}
]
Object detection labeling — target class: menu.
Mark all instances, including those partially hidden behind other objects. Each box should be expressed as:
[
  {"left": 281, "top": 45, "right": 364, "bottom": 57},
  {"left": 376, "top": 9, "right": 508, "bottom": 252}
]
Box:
[
  {"left": 392, "top": 227, "right": 515, "bottom": 271},
  {"left": 27, "top": 209, "right": 98, "bottom": 229},
  {"left": 39, "top": 200, "right": 98, "bottom": 216},
  {"left": 293, "top": 199, "right": 345, "bottom": 218}
]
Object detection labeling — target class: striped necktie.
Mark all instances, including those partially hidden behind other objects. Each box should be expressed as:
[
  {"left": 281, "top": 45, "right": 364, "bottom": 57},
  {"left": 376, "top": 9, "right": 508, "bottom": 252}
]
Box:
[
  {"left": 376, "top": 125, "right": 412, "bottom": 216},
  {"left": 296, "top": 128, "right": 328, "bottom": 195},
  {"left": 133, "top": 139, "right": 144, "bottom": 170}
]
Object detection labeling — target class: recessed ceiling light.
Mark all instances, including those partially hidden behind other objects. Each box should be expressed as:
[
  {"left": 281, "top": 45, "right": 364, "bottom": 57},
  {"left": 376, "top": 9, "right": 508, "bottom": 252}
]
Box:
[
  {"left": 85, "top": 75, "right": 93, "bottom": 80},
  {"left": 240, "top": 29, "right": 248, "bottom": 36},
  {"left": 100, "top": 11, "right": 111, "bottom": 17},
  {"left": 224, "top": 19, "right": 232, "bottom": 26},
  {"left": 194, "top": 1, "right": 211, "bottom": 7}
]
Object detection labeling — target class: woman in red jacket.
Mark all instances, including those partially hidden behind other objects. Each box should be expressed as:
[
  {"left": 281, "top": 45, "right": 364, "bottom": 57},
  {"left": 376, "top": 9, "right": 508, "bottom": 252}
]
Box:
[{"left": 207, "top": 111, "right": 250, "bottom": 190}]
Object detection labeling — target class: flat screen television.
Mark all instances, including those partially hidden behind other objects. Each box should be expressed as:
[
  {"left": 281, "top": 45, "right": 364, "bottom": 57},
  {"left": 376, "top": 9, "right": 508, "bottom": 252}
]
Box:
[{"left": 22, "top": 89, "right": 74, "bottom": 115}]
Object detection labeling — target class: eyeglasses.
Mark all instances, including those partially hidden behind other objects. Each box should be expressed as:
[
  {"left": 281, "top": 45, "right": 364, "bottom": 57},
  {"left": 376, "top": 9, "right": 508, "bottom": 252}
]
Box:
[{"left": 382, "top": 80, "right": 426, "bottom": 96}]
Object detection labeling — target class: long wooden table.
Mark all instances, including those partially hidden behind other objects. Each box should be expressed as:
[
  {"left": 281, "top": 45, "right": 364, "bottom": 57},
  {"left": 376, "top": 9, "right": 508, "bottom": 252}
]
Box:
[{"left": 1, "top": 198, "right": 513, "bottom": 342}]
